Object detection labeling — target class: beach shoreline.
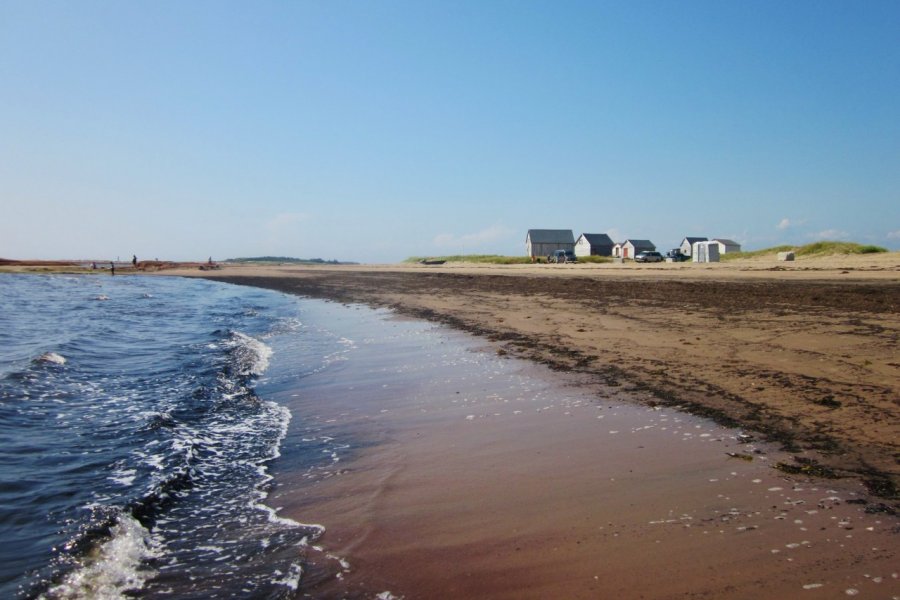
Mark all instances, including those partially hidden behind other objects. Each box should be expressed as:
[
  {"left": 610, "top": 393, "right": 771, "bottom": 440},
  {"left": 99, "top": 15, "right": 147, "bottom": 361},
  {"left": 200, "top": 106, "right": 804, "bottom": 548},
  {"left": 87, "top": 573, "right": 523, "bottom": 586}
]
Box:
[
  {"left": 7, "top": 257, "right": 891, "bottom": 495},
  {"left": 5, "top": 260, "right": 895, "bottom": 597},
  {"left": 173, "top": 256, "right": 899, "bottom": 502},
  {"left": 236, "top": 278, "right": 900, "bottom": 599}
]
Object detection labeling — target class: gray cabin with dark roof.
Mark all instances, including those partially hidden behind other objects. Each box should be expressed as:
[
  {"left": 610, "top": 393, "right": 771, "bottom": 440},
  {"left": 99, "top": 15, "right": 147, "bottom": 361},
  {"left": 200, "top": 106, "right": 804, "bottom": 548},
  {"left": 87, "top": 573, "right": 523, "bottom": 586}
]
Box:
[
  {"left": 526, "top": 229, "right": 575, "bottom": 258},
  {"left": 679, "top": 237, "right": 708, "bottom": 257},
  {"left": 574, "top": 233, "right": 614, "bottom": 257},
  {"left": 712, "top": 238, "right": 741, "bottom": 254}
]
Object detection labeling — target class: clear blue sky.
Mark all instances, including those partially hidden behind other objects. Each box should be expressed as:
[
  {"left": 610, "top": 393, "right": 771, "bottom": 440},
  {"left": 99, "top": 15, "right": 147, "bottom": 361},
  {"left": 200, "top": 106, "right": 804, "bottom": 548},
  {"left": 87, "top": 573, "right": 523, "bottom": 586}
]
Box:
[{"left": 2, "top": 1, "right": 898, "bottom": 262}]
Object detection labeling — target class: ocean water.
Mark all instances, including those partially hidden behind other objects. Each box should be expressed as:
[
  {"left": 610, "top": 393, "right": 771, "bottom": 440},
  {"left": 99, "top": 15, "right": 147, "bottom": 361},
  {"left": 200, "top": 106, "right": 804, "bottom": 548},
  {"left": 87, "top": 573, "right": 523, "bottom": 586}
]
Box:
[{"left": 0, "top": 274, "right": 350, "bottom": 599}]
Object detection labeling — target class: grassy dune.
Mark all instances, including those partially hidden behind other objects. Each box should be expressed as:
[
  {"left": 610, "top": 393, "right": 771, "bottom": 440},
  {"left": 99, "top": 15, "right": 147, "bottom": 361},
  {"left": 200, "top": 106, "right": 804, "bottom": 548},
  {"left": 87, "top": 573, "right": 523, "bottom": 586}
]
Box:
[{"left": 722, "top": 241, "right": 887, "bottom": 260}]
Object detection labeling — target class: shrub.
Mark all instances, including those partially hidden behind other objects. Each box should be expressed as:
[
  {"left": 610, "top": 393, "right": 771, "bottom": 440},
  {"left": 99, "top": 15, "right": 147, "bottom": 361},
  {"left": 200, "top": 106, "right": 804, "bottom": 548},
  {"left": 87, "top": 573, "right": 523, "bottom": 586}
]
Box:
[{"left": 576, "top": 255, "right": 614, "bottom": 263}]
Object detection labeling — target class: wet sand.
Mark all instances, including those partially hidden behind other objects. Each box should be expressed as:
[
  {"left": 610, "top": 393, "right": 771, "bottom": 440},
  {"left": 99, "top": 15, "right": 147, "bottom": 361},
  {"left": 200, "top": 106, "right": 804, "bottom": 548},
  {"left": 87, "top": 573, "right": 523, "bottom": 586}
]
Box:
[
  {"left": 164, "top": 255, "right": 900, "bottom": 598},
  {"left": 183, "top": 255, "right": 900, "bottom": 495},
  {"left": 258, "top": 302, "right": 898, "bottom": 599}
]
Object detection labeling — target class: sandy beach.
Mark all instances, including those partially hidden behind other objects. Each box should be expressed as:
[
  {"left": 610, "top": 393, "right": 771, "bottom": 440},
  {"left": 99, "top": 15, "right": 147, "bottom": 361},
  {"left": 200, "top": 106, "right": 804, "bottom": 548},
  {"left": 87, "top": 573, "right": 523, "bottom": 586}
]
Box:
[
  {"left": 181, "top": 254, "right": 900, "bottom": 493},
  {"left": 165, "top": 254, "right": 900, "bottom": 598},
  {"left": 6, "top": 255, "right": 896, "bottom": 597}
]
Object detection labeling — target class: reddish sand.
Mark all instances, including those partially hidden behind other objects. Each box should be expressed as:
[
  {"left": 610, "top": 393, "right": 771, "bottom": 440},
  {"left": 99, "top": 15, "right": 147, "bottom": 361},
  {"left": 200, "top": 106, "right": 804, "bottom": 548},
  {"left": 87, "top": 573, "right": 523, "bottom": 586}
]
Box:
[
  {"left": 4, "top": 255, "right": 898, "bottom": 597},
  {"left": 95, "top": 255, "right": 900, "bottom": 597},
  {"left": 247, "top": 299, "right": 898, "bottom": 599}
]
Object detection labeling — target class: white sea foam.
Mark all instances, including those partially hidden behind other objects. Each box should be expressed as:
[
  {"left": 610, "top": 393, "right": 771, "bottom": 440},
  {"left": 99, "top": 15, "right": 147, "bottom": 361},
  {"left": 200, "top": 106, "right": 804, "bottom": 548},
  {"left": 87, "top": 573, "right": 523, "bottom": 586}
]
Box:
[
  {"left": 320, "top": 552, "right": 349, "bottom": 570},
  {"left": 272, "top": 562, "right": 303, "bottom": 591},
  {"left": 242, "top": 401, "right": 329, "bottom": 544},
  {"left": 36, "top": 352, "right": 66, "bottom": 365},
  {"left": 229, "top": 332, "right": 274, "bottom": 376},
  {"left": 108, "top": 469, "right": 136, "bottom": 486},
  {"left": 263, "top": 316, "right": 304, "bottom": 339},
  {"left": 40, "top": 512, "right": 159, "bottom": 600}
]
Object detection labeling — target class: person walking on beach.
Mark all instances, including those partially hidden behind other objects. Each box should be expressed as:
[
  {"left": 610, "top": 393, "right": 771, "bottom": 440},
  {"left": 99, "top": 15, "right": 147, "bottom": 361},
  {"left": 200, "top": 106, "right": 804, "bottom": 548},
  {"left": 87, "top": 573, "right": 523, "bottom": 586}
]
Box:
[
  {"left": 132, "top": 255, "right": 137, "bottom": 268},
  {"left": 110, "top": 261, "right": 115, "bottom": 276}
]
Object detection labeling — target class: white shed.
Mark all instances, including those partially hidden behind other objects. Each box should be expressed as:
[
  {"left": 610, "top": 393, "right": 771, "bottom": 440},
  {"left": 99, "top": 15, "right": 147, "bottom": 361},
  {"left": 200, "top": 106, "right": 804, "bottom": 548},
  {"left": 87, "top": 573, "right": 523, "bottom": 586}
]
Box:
[{"left": 692, "top": 241, "right": 720, "bottom": 263}]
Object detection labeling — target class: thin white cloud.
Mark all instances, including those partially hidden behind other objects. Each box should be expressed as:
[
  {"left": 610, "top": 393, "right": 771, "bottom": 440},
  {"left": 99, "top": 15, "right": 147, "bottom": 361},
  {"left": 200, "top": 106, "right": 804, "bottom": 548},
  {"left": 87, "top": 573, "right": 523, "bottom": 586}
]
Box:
[
  {"left": 433, "top": 225, "right": 512, "bottom": 248},
  {"left": 887, "top": 230, "right": 900, "bottom": 240},
  {"left": 776, "top": 218, "right": 791, "bottom": 230}
]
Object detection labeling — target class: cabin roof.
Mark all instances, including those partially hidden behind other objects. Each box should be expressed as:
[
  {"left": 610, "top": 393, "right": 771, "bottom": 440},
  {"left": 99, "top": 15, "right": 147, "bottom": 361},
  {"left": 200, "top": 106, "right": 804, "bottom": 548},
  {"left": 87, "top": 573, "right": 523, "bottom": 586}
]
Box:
[
  {"left": 526, "top": 229, "right": 575, "bottom": 244},
  {"left": 579, "top": 233, "right": 614, "bottom": 246}
]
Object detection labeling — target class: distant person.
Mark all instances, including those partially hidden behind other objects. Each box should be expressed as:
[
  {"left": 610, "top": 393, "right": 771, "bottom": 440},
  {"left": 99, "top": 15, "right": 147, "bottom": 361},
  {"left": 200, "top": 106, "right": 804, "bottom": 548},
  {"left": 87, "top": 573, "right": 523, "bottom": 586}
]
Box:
[
  {"left": 132, "top": 255, "right": 137, "bottom": 267},
  {"left": 208, "top": 256, "right": 213, "bottom": 265},
  {"left": 110, "top": 262, "right": 115, "bottom": 276},
  {"left": 91, "top": 262, "right": 97, "bottom": 270}
]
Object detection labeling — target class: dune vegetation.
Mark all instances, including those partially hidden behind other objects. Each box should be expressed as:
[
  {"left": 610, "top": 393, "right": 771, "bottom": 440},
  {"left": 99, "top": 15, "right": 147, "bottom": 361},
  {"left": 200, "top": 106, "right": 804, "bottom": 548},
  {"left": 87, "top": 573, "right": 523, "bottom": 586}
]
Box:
[
  {"left": 721, "top": 241, "right": 888, "bottom": 260},
  {"left": 405, "top": 255, "right": 534, "bottom": 264}
]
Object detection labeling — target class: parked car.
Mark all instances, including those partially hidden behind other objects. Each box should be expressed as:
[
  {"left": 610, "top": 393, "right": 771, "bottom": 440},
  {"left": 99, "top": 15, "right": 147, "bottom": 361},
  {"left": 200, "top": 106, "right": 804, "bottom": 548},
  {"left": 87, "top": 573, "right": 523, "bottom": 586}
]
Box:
[
  {"left": 634, "top": 251, "right": 663, "bottom": 263},
  {"left": 666, "top": 249, "right": 689, "bottom": 262},
  {"left": 547, "top": 249, "right": 577, "bottom": 264}
]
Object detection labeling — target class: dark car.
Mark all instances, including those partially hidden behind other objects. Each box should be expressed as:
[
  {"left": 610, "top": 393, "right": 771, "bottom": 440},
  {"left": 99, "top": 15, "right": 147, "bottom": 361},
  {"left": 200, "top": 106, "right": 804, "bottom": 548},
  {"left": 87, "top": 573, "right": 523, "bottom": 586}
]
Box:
[
  {"left": 634, "top": 251, "right": 663, "bottom": 263},
  {"left": 547, "top": 249, "right": 577, "bottom": 264},
  {"left": 666, "top": 249, "right": 690, "bottom": 262}
]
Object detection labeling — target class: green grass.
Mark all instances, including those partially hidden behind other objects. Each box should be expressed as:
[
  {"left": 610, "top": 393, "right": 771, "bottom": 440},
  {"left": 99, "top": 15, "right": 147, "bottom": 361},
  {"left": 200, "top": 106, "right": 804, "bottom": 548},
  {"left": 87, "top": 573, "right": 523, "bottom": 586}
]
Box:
[
  {"left": 405, "top": 254, "right": 614, "bottom": 264},
  {"left": 721, "top": 241, "right": 888, "bottom": 261},
  {"left": 404, "top": 255, "right": 534, "bottom": 264},
  {"left": 720, "top": 245, "right": 794, "bottom": 260},
  {"left": 576, "top": 255, "right": 614, "bottom": 263},
  {"left": 795, "top": 241, "right": 887, "bottom": 255}
]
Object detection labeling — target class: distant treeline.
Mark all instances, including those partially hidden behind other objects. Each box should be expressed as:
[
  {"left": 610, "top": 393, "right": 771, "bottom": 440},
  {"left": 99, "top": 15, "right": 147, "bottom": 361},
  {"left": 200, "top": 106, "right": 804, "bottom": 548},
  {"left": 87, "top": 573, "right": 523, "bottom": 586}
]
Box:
[{"left": 225, "top": 256, "right": 358, "bottom": 265}]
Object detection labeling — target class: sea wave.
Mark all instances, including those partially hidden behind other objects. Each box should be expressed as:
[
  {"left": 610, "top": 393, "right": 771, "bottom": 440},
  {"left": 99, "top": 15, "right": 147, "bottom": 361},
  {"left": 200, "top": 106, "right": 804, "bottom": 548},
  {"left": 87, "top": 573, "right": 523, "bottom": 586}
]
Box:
[
  {"left": 1, "top": 275, "right": 338, "bottom": 598},
  {"left": 226, "top": 331, "right": 274, "bottom": 377},
  {"left": 35, "top": 352, "right": 67, "bottom": 365},
  {"left": 40, "top": 511, "right": 160, "bottom": 600}
]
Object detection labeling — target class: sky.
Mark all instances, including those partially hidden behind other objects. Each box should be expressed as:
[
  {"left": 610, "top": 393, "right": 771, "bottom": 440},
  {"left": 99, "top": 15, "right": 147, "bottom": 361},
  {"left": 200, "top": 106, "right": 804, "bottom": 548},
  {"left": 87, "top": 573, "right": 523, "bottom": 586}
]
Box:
[{"left": 1, "top": 1, "right": 898, "bottom": 263}]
